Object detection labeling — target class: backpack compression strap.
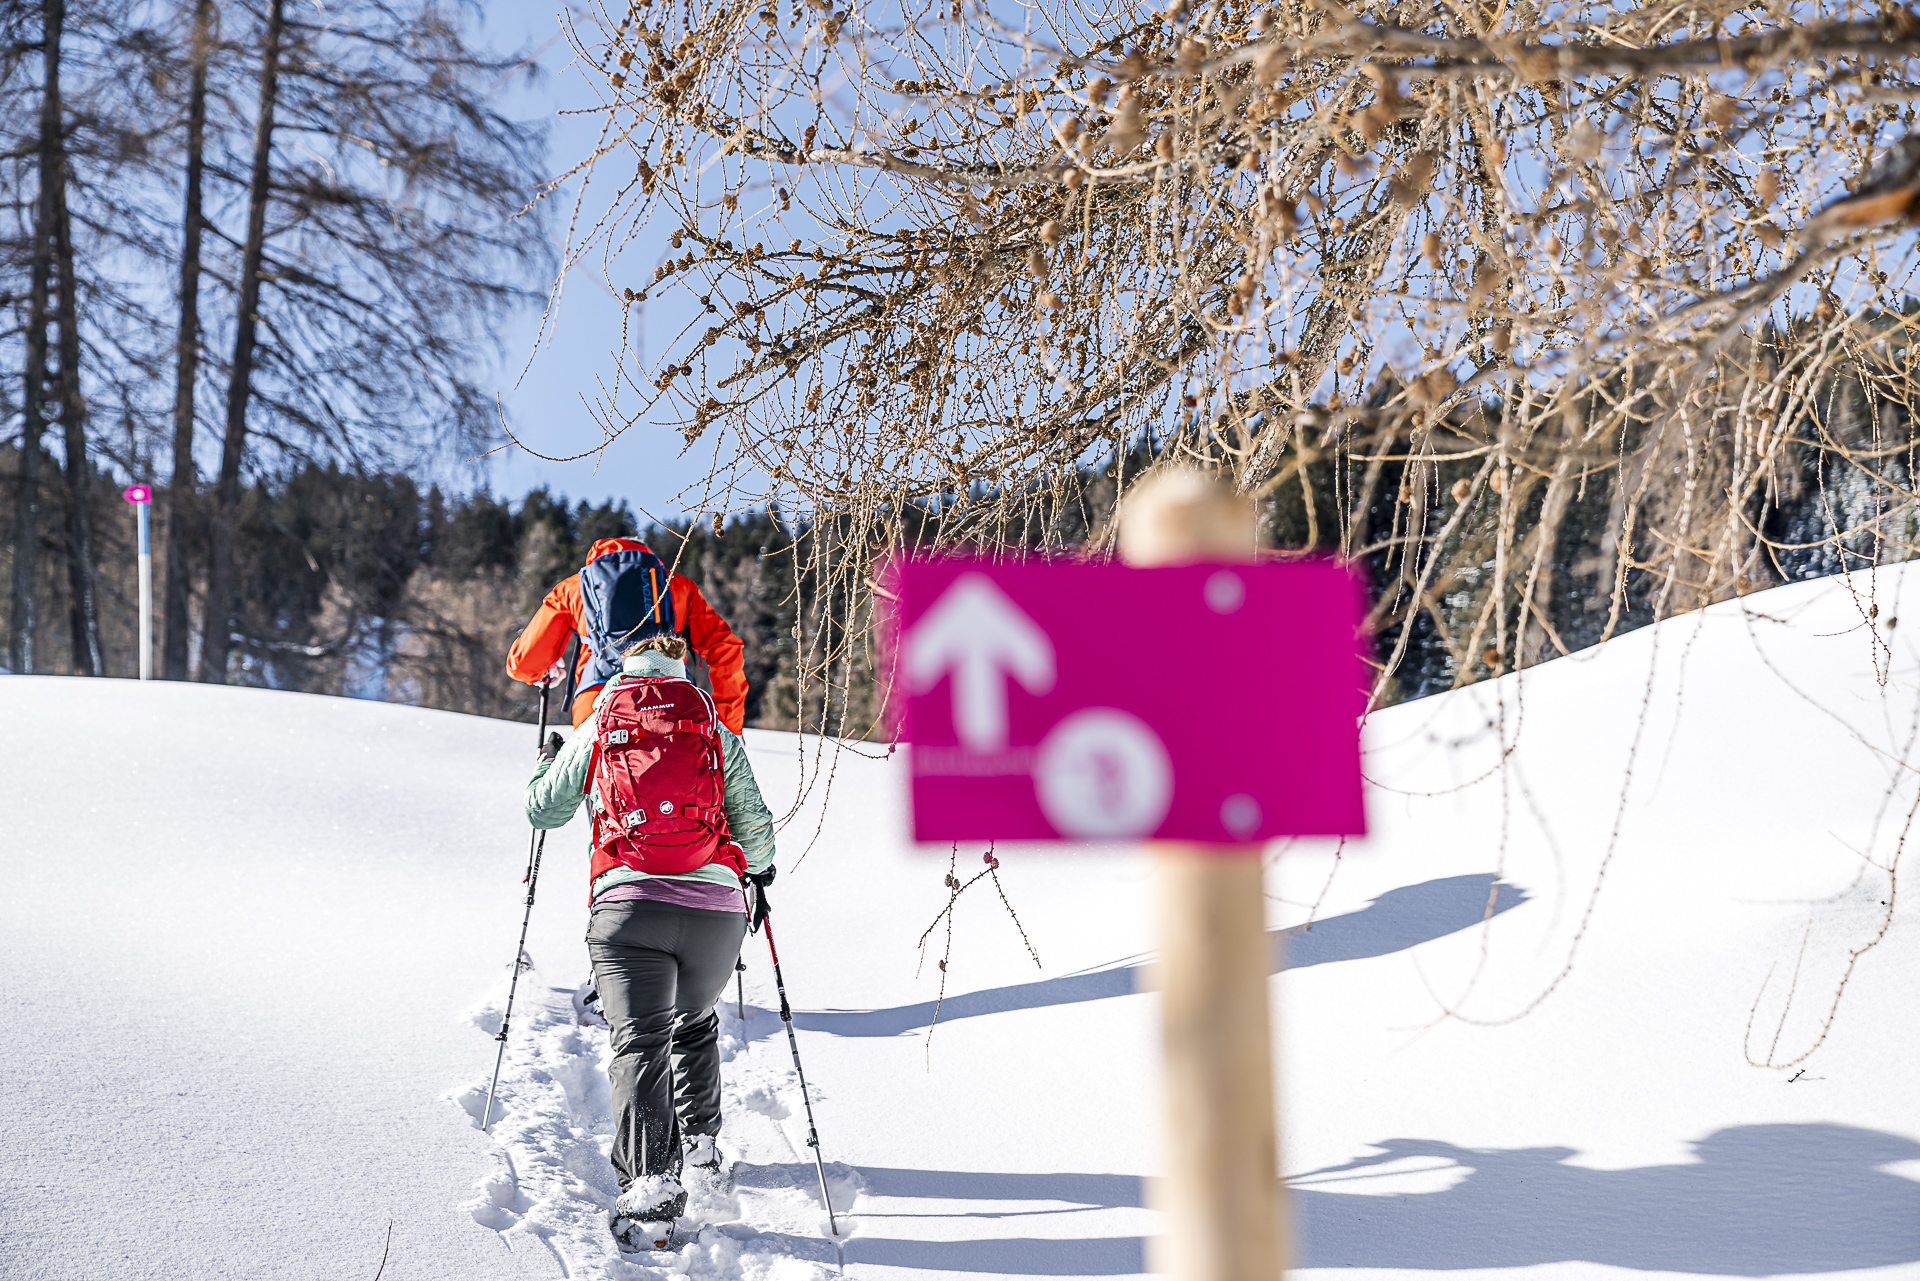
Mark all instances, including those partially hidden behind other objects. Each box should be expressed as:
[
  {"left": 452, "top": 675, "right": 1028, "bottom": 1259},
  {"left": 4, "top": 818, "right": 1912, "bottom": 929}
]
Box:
[{"left": 598, "top": 720, "right": 711, "bottom": 744}]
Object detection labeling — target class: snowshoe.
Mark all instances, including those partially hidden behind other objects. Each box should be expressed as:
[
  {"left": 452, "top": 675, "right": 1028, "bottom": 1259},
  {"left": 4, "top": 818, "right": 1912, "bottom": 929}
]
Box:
[
  {"left": 609, "top": 1210, "right": 674, "bottom": 1253},
  {"left": 684, "top": 1133, "right": 722, "bottom": 1176},
  {"left": 611, "top": 1173, "right": 685, "bottom": 1251},
  {"left": 577, "top": 980, "right": 608, "bottom": 1029}
]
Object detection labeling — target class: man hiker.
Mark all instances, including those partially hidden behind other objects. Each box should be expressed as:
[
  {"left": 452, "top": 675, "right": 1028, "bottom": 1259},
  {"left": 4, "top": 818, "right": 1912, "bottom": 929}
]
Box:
[
  {"left": 507, "top": 536, "right": 749, "bottom": 733},
  {"left": 524, "top": 632, "right": 777, "bottom": 1251}
]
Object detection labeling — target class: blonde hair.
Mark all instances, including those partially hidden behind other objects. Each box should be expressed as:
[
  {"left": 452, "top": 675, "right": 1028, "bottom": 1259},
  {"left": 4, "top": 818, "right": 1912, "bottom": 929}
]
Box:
[{"left": 624, "top": 633, "right": 688, "bottom": 662}]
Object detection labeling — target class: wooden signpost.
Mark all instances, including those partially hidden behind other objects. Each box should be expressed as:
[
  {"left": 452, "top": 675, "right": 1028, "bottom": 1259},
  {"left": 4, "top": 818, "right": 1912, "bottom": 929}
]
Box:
[
  {"left": 893, "top": 469, "right": 1369, "bottom": 1280},
  {"left": 1121, "top": 472, "right": 1290, "bottom": 1281}
]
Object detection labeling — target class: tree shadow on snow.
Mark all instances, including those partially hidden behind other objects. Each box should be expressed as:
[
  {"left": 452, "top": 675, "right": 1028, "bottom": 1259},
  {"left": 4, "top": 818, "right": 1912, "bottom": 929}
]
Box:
[
  {"left": 736, "top": 1124, "right": 1920, "bottom": 1275},
  {"left": 791, "top": 874, "right": 1527, "bottom": 1039},
  {"left": 734, "top": 1162, "right": 1146, "bottom": 1275},
  {"left": 1291, "top": 1123, "right": 1920, "bottom": 1274},
  {"left": 846, "top": 1235, "right": 1147, "bottom": 1274}
]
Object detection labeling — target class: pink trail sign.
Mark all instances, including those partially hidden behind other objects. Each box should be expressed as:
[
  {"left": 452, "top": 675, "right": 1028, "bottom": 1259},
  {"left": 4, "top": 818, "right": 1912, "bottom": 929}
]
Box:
[{"left": 891, "top": 556, "right": 1369, "bottom": 847}]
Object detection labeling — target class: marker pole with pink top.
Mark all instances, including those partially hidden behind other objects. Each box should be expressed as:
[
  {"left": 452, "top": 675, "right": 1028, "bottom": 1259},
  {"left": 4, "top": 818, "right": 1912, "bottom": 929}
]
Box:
[{"left": 123, "top": 485, "right": 153, "bottom": 679}]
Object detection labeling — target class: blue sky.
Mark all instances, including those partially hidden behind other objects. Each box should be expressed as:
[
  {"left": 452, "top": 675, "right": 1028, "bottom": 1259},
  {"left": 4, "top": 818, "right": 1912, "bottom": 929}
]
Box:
[{"left": 473, "top": 2, "right": 717, "bottom": 523}]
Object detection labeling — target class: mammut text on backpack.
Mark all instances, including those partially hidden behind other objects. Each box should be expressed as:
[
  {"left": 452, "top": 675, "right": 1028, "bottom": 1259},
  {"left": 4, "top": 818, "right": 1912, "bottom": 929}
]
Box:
[
  {"left": 578, "top": 547, "right": 679, "bottom": 689},
  {"left": 586, "top": 675, "right": 747, "bottom": 887}
]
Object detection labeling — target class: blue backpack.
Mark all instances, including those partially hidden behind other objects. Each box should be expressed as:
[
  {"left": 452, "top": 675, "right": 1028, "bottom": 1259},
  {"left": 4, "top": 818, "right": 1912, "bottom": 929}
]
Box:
[{"left": 578, "top": 546, "right": 679, "bottom": 689}]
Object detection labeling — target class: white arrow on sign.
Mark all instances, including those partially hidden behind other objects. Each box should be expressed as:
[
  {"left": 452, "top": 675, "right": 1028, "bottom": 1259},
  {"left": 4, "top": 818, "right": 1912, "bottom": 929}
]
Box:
[{"left": 905, "top": 573, "right": 1056, "bottom": 751}]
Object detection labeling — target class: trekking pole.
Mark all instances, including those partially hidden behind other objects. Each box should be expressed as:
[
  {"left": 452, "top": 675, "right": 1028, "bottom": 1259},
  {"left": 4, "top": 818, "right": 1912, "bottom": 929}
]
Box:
[
  {"left": 761, "top": 912, "right": 838, "bottom": 1235},
  {"left": 735, "top": 957, "right": 747, "bottom": 1020},
  {"left": 483, "top": 639, "right": 580, "bottom": 1133},
  {"left": 483, "top": 828, "right": 548, "bottom": 1133}
]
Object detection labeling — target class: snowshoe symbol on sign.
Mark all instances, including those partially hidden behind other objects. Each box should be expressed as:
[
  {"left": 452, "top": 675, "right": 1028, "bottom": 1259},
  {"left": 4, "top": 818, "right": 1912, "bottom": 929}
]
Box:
[
  {"left": 1033, "top": 708, "right": 1173, "bottom": 837},
  {"left": 904, "top": 572, "right": 1174, "bottom": 837}
]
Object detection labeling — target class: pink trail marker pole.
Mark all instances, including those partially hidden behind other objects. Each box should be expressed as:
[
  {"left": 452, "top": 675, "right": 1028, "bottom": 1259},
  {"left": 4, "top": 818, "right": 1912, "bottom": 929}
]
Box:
[{"left": 123, "top": 485, "right": 153, "bottom": 680}]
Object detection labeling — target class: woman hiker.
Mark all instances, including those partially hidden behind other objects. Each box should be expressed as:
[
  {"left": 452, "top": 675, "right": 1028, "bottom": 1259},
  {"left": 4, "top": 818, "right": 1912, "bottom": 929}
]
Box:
[{"left": 524, "top": 632, "right": 777, "bottom": 1251}]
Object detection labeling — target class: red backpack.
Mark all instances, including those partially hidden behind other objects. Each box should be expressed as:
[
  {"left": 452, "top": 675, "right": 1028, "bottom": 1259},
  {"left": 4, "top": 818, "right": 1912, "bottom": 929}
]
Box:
[{"left": 585, "top": 675, "right": 747, "bottom": 894}]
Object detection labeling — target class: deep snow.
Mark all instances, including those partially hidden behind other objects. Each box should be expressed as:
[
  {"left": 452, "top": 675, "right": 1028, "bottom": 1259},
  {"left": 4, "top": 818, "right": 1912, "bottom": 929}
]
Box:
[{"left": 2, "top": 566, "right": 1918, "bottom": 1280}]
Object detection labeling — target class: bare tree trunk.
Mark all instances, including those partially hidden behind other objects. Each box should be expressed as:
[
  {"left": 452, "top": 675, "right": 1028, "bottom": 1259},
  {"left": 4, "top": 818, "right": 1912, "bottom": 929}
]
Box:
[
  {"left": 162, "top": 0, "right": 213, "bottom": 682},
  {"left": 53, "top": 35, "right": 101, "bottom": 678},
  {"left": 8, "top": 412, "right": 44, "bottom": 675},
  {"left": 10, "top": 0, "right": 61, "bottom": 676},
  {"left": 200, "top": 0, "right": 283, "bottom": 684}
]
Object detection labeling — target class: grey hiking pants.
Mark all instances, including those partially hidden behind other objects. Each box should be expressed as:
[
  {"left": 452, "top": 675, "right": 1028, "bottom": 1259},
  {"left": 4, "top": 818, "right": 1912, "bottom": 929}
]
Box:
[{"left": 586, "top": 899, "right": 747, "bottom": 1188}]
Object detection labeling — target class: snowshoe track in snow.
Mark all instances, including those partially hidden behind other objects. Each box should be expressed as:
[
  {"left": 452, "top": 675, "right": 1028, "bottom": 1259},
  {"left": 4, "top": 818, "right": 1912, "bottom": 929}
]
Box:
[{"left": 450, "top": 954, "right": 859, "bottom": 1278}]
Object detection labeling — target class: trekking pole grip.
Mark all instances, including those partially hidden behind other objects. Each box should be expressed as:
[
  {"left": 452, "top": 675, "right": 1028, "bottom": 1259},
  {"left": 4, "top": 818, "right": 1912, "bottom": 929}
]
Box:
[{"left": 534, "top": 673, "right": 553, "bottom": 746}]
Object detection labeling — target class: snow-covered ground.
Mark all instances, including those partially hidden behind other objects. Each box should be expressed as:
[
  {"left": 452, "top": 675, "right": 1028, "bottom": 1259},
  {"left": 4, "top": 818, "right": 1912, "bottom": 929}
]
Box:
[{"left": 3, "top": 567, "right": 1918, "bottom": 1280}]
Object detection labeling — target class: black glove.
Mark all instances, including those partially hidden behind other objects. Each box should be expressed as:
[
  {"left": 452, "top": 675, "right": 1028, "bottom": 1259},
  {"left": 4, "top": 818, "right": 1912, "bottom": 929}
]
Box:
[
  {"left": 746, "top": 868, "right": 775, "bottom": 932},
  {"left": 539, "top": 732, "right": 565, "bottom": 761}
]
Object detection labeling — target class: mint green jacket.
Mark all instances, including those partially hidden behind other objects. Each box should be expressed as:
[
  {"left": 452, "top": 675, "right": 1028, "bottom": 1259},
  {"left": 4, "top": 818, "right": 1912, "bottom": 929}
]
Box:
[{"left": 525, "top": 651, "right": 776, "bottom": 899}]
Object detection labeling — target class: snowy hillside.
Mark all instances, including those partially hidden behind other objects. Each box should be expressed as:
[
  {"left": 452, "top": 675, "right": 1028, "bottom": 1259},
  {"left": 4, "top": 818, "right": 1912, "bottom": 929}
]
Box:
[{"left": 3, "top": 567, "right": 1918, "bottom": 1280}]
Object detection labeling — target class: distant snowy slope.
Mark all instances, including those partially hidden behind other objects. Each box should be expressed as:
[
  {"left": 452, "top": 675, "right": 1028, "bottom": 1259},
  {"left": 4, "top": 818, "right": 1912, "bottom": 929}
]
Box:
[{"left": 2, "top": 565, "right": 1917, "bottom": 1281}]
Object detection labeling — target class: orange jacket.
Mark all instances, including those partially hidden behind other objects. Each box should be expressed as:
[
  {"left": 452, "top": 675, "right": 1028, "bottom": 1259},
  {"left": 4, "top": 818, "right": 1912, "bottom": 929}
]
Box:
[{"left": 505, "top": 537, "right": 748, "bottom": 733}]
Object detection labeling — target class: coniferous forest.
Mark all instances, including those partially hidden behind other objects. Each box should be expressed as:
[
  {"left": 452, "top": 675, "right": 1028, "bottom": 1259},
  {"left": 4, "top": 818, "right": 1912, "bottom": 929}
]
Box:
[{"left": 0, "top": 450, "right": 844, "bottom": 729}]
